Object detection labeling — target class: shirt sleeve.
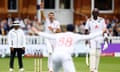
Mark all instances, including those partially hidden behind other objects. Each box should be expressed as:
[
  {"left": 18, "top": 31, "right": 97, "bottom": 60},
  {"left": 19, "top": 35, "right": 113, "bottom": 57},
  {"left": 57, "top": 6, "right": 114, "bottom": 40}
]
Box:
[
  {"left": 85, "top": 19, "right": 90, "bottom": 30},
  {"left": 7, "top": 31, "right": 13, "bottom": 48},
  {"left": 75, "top": 31, "right": 103, "bottom": 41},
  {"left": 53, "top": 21, "right": 61, "bottom": 33},
  {"left": 56, "top": 21, "right": 60, "bottom": 29},
  {"left": 38, "top": 32, "right": 56, "bottom": 40},
  {"left": 102, "top": 19, "right": 107, "bottom": 28},
  {"left": 21, "top": 30, "right": 26, "bottom": 48}
]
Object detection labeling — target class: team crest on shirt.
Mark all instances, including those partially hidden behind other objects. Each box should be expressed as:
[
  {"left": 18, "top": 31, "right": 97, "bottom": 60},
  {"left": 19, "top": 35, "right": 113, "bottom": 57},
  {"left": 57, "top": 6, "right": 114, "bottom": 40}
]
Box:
[
  {"left": 98, "top": 17, "right": 103, "bottom": 23},
  {"left": 98, "top": 20, "right": 101, "bottom": 23},
  {"left": 95, "top": 25, "right": 99, "bottom": 29}
]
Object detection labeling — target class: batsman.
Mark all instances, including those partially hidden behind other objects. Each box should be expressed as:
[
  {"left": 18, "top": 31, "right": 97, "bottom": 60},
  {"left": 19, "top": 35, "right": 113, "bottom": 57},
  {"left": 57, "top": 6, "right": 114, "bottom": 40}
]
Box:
[{"left": 85, "top": 8, "right": 108, "bottom": 72}]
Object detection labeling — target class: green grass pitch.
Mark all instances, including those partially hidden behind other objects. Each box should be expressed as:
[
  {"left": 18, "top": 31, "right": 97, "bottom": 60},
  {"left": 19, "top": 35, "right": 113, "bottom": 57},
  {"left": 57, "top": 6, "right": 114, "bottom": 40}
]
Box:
[{"left": 0, "top": 57, "right": 120, "bottom": 72}]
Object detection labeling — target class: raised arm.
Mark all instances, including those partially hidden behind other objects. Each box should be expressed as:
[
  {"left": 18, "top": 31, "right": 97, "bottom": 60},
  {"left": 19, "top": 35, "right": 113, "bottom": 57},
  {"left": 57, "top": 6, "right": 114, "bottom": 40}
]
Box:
[
  {"left": 40, "top": 2, "right": 46, "bottom": 21},
  {"left": 41, "top": 10, "right": 46, "bottom": 21}
]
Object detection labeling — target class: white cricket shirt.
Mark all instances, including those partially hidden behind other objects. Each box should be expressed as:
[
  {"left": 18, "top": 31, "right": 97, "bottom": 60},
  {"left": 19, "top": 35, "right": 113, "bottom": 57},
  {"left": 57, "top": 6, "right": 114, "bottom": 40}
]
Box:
[
  {"left": 85, "top": 17, "right": 106, "bottom": 40},
  {"left": 38, "top": 31, "right": 102, "bottom": 55},
  {"left": 8, "top": 28, "right": 26, "bottom": 48},
  {"left": 44, "top": 18, "right": 60, "bottom": 33}
]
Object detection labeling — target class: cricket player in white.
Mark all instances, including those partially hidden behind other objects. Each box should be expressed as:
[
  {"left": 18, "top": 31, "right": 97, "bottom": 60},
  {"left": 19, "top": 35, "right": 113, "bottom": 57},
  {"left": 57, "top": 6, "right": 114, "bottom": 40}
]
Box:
[
  {"left": 41, "top": 9, "right": 61, "bottom": 71},
  {"left": 85, "top": 8, "right": 107, "bottom": 72},
  {"left": 34, "top": 24, "right": 105, "bottom": 72}
]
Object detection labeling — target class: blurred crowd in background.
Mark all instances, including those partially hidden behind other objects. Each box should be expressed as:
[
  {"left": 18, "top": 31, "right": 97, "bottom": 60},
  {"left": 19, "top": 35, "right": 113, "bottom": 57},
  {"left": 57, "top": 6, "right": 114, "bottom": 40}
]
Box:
[
  {"left": 0, "top": 15, "right": 44, "bottom": 36},
  {"left": 0, "top": 15, "right": 120, "bottom": 36}
]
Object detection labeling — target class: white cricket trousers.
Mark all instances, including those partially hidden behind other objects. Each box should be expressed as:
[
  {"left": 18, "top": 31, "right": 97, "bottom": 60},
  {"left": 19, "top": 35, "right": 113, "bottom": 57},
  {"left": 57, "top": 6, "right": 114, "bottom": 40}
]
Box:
[
  {"left": 52, "top": 53, "right": 76, "bottom": 72},
  {"left": 45, "top": 39, "right": 53, "bottom": 69},
  {"left": 89, "top": 40, "right": 102, "bottom": 72}
]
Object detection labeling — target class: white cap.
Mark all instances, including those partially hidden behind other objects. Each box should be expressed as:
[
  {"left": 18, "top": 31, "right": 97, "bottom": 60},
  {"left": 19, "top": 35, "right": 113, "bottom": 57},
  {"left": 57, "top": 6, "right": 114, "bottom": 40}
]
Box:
[{"left": 12, "top": 20, "right": 20, "bottom": 26}]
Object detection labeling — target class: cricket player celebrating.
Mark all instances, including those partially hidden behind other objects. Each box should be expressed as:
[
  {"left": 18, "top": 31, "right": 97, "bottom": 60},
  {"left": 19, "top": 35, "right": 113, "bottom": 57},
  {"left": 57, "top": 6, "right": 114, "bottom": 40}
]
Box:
[
  {"left": 85, "top": 8, "right": 107, "bottom": 72},
  {"left": 40, "top": 3, "right": 61, "bottom": 71},
  {"left": 33, "top": 24, "right": 106, "bottom": 72}
]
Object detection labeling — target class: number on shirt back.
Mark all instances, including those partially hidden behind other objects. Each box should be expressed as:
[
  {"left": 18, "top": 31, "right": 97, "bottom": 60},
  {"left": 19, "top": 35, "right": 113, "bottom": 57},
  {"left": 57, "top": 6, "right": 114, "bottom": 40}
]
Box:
[{"left": 59, "top": 37, "right": 72, "bottom": 47}]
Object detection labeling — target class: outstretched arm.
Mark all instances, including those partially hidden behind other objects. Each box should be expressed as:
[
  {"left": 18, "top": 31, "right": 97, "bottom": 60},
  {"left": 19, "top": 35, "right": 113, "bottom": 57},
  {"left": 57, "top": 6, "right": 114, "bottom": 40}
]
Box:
[
  {"left": 38, "top": 32, "right": 56, "bottom": 40},
  {"left": 76, "top": 31, "right": 103, "bottom": 40},
  {"left": 32, "top": 26, "right": 56, "bottom": 39}
]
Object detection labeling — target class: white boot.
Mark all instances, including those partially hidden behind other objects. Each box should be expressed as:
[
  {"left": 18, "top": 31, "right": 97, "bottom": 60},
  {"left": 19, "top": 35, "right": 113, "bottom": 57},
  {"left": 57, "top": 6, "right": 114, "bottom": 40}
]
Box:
[
  {"left": 49, "top": 67, "right": 53, "bottom": 72},
  {"left": 9, "top": 68, "right": 14, "bottom": 72},
  {"left": 19, "top": 68, "right": 24, "bottom": 72},
  {"left": 94, "top": 69, "right": 98, "bottom": 72}
]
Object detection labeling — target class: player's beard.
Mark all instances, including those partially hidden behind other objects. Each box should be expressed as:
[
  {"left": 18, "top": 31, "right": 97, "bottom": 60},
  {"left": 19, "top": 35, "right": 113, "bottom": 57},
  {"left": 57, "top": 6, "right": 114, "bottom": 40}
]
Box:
[
  {"left": 93, "top": 16, "right": 98, "bottom": 20},
  {"left": 92, "top": 11, "right": 99, "bottom": 20},
  {"left": 49, "top": 18, "right": 54, "bottom": 23}
]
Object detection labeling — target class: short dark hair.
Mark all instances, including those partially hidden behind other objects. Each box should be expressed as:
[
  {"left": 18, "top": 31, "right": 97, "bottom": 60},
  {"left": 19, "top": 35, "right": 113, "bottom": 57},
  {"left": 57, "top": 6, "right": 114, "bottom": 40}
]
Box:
[
  {"left": 66, "top": 24, "right": 75, "bottom": 32},
  {"left": 92, "top": 8, "right": 99, "bottom": 16},
  {"left": 49, "top": 12, "right": 54, "bottom": 15}
]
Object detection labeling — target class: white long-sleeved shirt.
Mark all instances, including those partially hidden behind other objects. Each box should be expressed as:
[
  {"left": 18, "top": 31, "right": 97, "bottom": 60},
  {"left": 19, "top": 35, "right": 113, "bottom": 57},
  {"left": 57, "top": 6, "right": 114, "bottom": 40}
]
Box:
[
  {"left": 44, "top": 18, "right": 61, "bottom": 53},
  {"left": 8, "top": 28, "right": 26, "bottom": 48},
  {"left": 38, "top": 31, "right": 102, "bottom": 55},
  {"left": 85, "top": 17, "right": 106, "bottom": 40},
  {"left": 44, "top": 18, "right": 60, "bottom": 33}
]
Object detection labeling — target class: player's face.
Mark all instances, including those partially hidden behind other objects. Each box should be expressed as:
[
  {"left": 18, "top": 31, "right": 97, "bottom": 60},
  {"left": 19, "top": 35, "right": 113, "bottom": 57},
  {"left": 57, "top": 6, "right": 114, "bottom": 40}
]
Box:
[
  {"left": 48, "top": 14, "right": 55, "bottom": 21},
  {"left": 14, "top": 26, "right": 20, "bottom": 30},
  {"left": 92, "top": 11, "right": 99, "bottom": 20}
]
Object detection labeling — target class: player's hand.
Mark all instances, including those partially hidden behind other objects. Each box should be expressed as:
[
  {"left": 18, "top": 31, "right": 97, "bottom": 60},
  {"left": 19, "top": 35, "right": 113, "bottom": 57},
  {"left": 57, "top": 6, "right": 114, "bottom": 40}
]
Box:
[
  {"left": 48, "top": 26, "right": 53, "bottom": 31},
  {"left": 22, "top": 47, "right": 25, "bottom": 50},
  {"left": 10, "top": 47, "right": 14, "bottom": 52},
  {"left": 22, "top": 47, "right": 25, "bottom": 54},
  {"left": 103, "top": 41, "right": 108, "bottom": 50},
  {"left": 102, "top": 28, "right": 107, "bottom": 34},
  {"left": 40, "top": 2, "right": 44, "bottom": 9},
  {"left": 56, "top": 28, "right": 61, "bottom": 33}
]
